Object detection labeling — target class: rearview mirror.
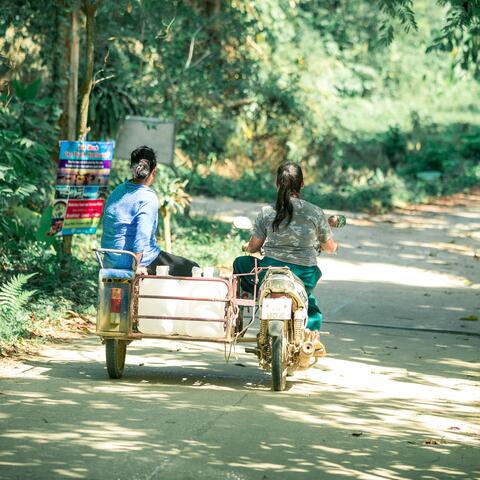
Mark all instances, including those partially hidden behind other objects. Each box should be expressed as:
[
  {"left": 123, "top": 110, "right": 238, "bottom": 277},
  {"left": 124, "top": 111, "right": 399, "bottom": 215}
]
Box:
[{"left": 328, "top": 215, "right": 346, "bottom": 228}]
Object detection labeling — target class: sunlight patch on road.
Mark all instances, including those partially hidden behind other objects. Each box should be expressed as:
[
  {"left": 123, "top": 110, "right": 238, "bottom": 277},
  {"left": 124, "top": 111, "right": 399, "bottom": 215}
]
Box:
[
  {"left": 400, "top": 240, "right": 477, "bottom": 257},
  {"left": 52, "top": 468, "right": 87, "bottom": 478},
  {"left": 320, "top": 259, "right": 468, "bottom": 288},
  {"left": 264, "top": 356, "right": 480, "bottom": 446},
  {"left": 313, "top": 357, "right": 480, "bottom": 403}
]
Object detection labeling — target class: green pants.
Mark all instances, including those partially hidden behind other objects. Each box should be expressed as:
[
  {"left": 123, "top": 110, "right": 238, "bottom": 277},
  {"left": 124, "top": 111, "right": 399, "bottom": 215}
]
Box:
[{"left": 233, "top": 256, "right": 323, "bottom": 330}]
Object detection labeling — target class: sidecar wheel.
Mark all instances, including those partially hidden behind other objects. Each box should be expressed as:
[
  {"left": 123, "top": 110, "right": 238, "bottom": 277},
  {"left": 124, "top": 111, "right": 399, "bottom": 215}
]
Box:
[
  {"left": 271, "top": 335, "right": 287, "bottom": 391},
  {"left": 105, "top": 339, "right": 127, "bottom": 379}
]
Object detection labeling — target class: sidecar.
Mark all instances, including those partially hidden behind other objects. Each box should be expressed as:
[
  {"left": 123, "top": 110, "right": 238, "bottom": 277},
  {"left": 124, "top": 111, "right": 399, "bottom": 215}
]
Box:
[{"left": 94, "top": 248, "right": 258, "bottom": 379}]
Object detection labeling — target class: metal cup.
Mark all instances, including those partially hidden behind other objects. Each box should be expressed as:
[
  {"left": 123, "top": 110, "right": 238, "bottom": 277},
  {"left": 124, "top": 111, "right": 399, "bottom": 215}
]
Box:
[
  {"left": 202, "top": 267, "right": 216, "bottom": 278},
  {"left": 191, "top": 266, "right": 203, "bottom": 277}
]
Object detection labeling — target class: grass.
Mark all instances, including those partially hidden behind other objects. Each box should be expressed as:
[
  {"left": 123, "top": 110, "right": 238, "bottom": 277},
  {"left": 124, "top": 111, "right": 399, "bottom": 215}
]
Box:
[{"left": 164, "top": 215, "right": 250, "bottom": 269}]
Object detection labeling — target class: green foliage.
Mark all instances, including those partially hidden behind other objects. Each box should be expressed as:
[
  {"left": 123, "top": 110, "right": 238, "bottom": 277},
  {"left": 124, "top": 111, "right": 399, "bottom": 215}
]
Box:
[
  {"left": 427, "top": 1, "right": 480, "bottom": 76},
  {"left": 0, "top": 92, "right": 55, "bottom": 244},
  {"left": 12, "top": 78, "right": 42, "bottom": 101},
  {"left": 186, "top": 169, "right": 277, "bottom": 203},
  {"left": 0, "top": 234, "right": 100, "bottom": 346},
  {"left": 303, "top": 173, "right": 410, "bottom": 213},
  {"left": 155, "top": 168, "right": 191, "bottom": 214},
  {"left": 377, "top": 0, "right": 418, "bottom": 47},
  {"left": 0, "top": 273, "right": 36, "bottom": 343},
  {"left": 88, "top": 80, "right": 138, "bottom": 139},
  {"left": 188, "top": 120, "right": 480, "bottom": 213}
]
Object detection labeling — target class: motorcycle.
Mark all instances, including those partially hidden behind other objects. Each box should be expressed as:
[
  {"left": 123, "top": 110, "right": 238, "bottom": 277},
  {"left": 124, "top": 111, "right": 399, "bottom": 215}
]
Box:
[{"left": 234, "top": 214, "right": 346, "bottom": 391}]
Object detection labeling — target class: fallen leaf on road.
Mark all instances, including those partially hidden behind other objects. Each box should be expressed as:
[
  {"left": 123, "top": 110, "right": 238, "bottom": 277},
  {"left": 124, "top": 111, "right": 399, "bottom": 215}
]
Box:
[
  {"left": 459, "top": 315, "right": 478, "bottom": 321},
  {"left": 448, "top": 426, "right": 461, "bottom": 431},
  {"left": 424, "top": 438, "right": 446, "bottom": 445}
]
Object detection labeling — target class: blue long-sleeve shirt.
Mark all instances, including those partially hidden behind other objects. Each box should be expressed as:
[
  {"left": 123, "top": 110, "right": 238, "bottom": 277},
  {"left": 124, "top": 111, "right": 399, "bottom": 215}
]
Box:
[{"left": 101, "top": 181, "right": 161, "bottom": 269}]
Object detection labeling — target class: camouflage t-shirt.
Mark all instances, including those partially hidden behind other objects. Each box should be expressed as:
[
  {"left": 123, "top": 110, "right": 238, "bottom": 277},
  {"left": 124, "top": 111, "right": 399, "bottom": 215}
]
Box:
[{"left": 252, "top": 198, "right": 332, "bottom": 266}]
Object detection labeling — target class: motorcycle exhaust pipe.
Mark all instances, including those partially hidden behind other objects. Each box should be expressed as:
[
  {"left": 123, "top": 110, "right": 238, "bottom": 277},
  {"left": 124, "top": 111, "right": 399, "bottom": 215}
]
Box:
[{"left": 297, "top": 341, "right": 315, "bottom": 370}]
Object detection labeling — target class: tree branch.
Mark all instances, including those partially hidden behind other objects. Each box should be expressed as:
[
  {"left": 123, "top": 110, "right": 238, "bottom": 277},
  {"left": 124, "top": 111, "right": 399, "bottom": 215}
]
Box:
[
  {"left": 78, "top": 0, "right": 101, "bottom": 138},
  {"left": 184, "top": 26, "right": 203, "bottom": 69}
]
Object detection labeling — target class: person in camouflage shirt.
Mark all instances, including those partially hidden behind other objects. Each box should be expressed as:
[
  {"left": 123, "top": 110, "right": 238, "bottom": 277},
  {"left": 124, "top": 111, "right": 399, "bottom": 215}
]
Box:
[{"left": 233, "top": 162, "right": 338, "bottom": 331}]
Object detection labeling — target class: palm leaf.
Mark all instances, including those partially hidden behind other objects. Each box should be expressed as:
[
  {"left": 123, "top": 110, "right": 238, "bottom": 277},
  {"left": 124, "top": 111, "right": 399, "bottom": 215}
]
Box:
[{"left": 0, "top": 273, "right": 37, "bottom": 316}]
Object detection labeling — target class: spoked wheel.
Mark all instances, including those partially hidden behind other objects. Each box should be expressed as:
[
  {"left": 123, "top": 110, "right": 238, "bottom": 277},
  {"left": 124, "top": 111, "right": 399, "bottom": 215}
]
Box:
[
  {"left": 105, "top": 339, "right": 127, "bottom": 379},
  {"left": 271, "top": 334, "right": 287, "bottom": 391}
]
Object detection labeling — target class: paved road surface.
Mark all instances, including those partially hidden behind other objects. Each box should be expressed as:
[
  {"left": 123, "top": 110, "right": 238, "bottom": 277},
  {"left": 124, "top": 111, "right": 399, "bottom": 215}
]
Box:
[{"left": 1, "top": 192, "right": 479, "bottom": 480}]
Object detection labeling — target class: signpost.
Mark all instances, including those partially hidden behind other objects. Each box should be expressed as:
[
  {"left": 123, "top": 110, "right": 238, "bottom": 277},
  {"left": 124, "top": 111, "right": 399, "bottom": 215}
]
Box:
[
  {"left": 115, "top": 116, "right": 175, "bottom": 164},
  {"left": 50, "top": 140, "right": 114, "bottom": 236}
]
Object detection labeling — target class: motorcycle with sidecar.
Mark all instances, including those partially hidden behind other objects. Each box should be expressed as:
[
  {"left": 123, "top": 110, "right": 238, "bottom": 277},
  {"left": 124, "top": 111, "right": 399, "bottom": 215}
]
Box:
[{"left": 94, "top": 215, "right": 345, "bottom": 391}]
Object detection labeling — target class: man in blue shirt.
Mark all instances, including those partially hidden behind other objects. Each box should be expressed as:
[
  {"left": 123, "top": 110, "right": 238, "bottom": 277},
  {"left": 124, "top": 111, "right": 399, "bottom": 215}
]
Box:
[{"left": 101, "top": 146, "right": 198, "bottom": 276}]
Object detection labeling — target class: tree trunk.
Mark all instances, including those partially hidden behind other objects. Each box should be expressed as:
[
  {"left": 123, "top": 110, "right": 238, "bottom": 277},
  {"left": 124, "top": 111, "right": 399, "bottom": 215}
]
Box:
[
  {"left": 54, "top": 4, "right": 78, "bottom": 164},
  {"left": 78, "top": 0, "right": 99, "bottom": 139},
  {"left": 50, "top": 3, "right": 65, "bottom": 122},
  {"left": 63, "top": 0, "right": 99, "bottom": 264},
  {"left": 61, "top": 7, "right": 80, "bottom": 264},
  {"left": 67, "top": 8, "right": 80, "bottom": 142},
  {"left": 161, "top": 206, "right": 172, "bottom": 253},
  {"left": 205, "top": 0, "right": 221, "bottom": 16}
]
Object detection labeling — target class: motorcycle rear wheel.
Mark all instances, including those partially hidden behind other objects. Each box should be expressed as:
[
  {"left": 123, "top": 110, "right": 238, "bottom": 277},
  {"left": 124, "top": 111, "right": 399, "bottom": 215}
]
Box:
[{"left": 271, "top": 334, "right": 287, "bottom": 391}]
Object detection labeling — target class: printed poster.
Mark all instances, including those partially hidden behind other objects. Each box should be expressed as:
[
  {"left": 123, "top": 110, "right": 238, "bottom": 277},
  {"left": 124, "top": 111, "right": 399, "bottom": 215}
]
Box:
[{"left": 49, "top": 141, "right": 114, "bottom": 236}]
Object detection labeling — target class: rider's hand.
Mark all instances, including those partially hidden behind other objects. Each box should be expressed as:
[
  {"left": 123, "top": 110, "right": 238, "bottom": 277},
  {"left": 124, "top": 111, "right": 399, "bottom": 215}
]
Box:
[
  {"left": 319, "top": 238, "right": 338, "bottom": 254},
  {"left": 136, "top": 266, "right": 148, "bottom": 275}
]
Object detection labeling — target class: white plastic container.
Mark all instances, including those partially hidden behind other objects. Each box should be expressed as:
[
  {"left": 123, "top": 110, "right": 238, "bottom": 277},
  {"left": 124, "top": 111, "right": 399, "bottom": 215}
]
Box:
[
  {"left": 136, "top": 277, "right": 228, "bottom": 338},
  {"left": 186, "top": 280, "right": 227, "bottom": 338},
  {"left": 137, "top": 277, "right": 183, "bottom": 335}
]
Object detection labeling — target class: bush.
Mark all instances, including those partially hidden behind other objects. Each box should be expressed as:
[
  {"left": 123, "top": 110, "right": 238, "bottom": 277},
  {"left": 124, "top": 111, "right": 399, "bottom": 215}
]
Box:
[
  {"left": 186, "top": 169, "right": 277, "bottom": 203},
  {"left": 182, "top": 120, "right": 479, "bottom": 212}
]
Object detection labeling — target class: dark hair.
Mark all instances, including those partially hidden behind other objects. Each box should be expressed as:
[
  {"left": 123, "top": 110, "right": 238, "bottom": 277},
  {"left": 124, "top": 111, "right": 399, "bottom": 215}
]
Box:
[
  {"left": 272, "top": 162, "right": 303, "bottom": 231},
  {"left": 130, "top": 146, "right": 157, "bottom": 180}
]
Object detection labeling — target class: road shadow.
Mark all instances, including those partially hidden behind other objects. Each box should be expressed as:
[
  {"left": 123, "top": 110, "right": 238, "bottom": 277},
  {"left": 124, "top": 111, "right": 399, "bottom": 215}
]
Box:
[{"left": 0, "top": 330, "right": 478, "bottom": 479}]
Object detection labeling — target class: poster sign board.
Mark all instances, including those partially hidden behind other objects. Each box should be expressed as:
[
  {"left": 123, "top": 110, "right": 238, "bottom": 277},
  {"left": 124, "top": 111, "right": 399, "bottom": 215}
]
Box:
[
  {"left": 50, "top": 141, "right": 114, "bottom": 236},
  {"left": 115, "top": 116, "right": 175, "bottom": 164}
]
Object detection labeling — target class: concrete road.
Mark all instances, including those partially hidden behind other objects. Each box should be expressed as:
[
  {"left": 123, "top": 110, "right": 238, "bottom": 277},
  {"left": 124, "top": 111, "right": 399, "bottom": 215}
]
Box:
[{"left": 1, "top": 192, "right": 479, "bottom": 480}]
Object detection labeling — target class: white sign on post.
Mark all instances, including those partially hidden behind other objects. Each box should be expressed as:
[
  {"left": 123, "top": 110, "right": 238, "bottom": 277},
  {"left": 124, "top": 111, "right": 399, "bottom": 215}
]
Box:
[{"left": 115, "top": 116, "right": 175, "bottom": 164}]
